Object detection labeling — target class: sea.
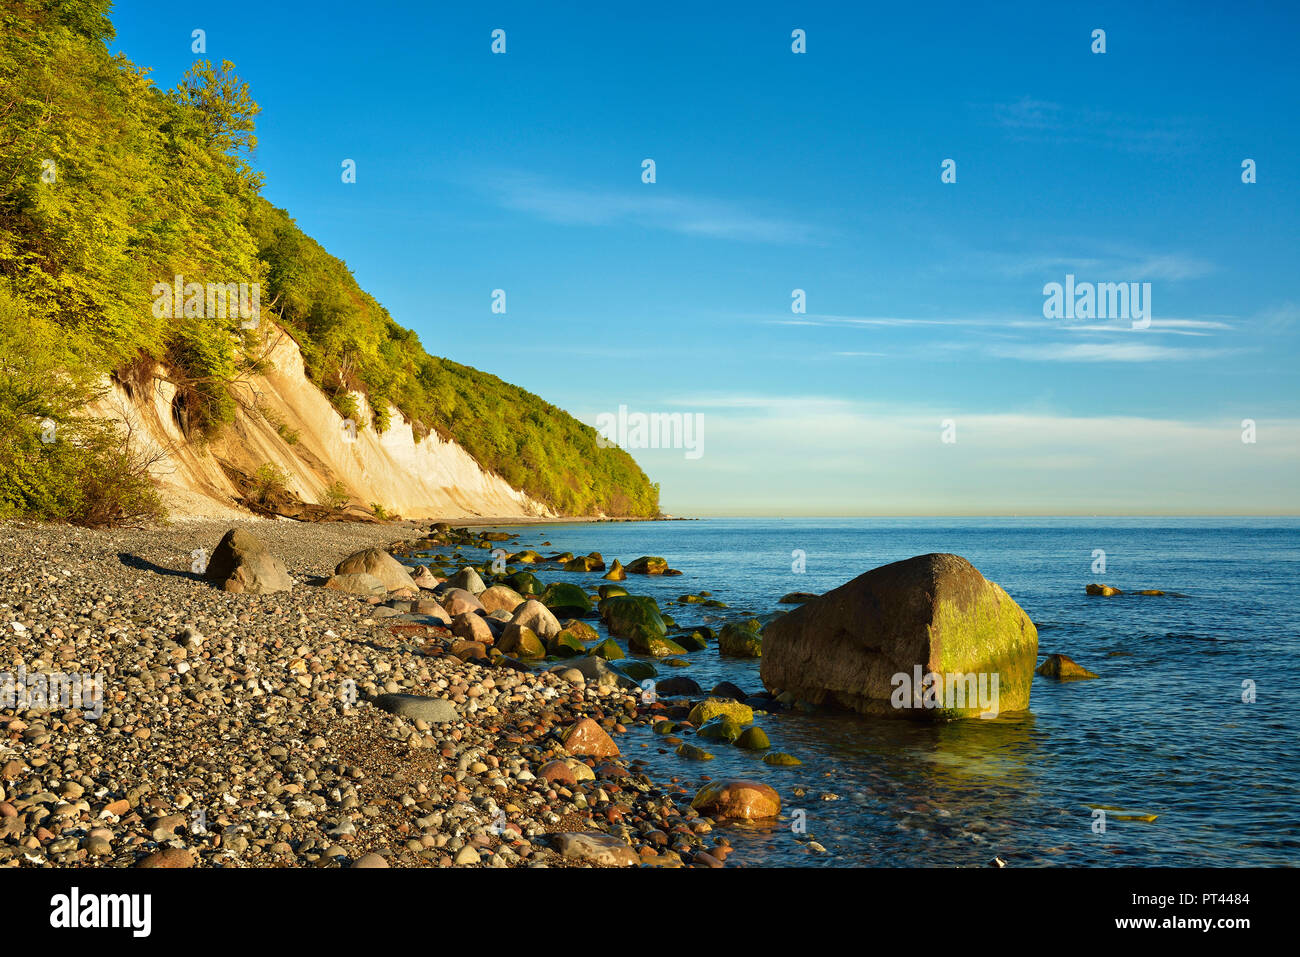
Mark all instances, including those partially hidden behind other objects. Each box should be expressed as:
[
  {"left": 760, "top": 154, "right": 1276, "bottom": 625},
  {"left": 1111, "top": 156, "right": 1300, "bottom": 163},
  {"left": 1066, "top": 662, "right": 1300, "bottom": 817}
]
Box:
[{"left": 419, "top": 516, "right": 1300, "bottom": 867}]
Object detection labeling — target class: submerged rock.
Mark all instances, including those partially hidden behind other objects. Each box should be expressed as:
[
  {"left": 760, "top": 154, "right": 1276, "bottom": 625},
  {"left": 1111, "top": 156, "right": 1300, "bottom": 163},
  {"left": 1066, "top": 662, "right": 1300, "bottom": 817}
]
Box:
[
  {"left": 1035, "top": 653, "right": 1099, "bottom": 680},
  {"left": 719, "top": 619, "right": 763, "bottom": 658},
  {"left": 691, "top": 780, "right": 781, "bottom": 819},
  {"left": 763, "top": 751, "right": 801, "bottom": 766},
  {"left": 760, "top": 553, "right": 1038, "bottom": 719},
  {"left": 1085, "top": 583, "right": 1122, "bottom": 596},
  {"left": 779, "top": 592, "right": 819, "bottom": 604},
  {"left": 625, "top": 556, "right": 668, "bottom": 575}
]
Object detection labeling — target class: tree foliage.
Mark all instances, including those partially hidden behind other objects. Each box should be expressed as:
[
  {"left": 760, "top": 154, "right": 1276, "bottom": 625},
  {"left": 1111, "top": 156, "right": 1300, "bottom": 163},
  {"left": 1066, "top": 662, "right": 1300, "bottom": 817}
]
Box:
[{"left": 0, "top": 0, "right": 660, "bottom": 517}]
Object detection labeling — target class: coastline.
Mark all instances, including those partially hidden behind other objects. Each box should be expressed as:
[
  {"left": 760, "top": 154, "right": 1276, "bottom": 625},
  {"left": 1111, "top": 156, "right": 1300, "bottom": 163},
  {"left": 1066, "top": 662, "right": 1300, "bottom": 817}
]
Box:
[{"left": 0, "top": 518, "right": 723, "bottom": 868}]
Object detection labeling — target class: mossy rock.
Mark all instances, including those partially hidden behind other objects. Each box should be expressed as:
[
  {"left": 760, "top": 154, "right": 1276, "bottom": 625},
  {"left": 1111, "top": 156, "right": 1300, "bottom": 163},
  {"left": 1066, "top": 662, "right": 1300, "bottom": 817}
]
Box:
[
  {"left": 541, "top": 582, "right": 593, "bottom": 617},
  {"left": 763, "top": 752, "right": 802, "bottom": 766},
  {"left": 677, "top": 594, "right": 704, "bottom": 604},
  {"left": 653, "top": 720, "right": 679, "bottom": 735},
  {"left": 508, "top": 550, "right": 543, "bottom": 564},
  {"left": 626, "top": 556, "right": 668, "bottom": 575},
  {"left": 1035, "top": 653, "right": 1098, "bottom": 680},
  {"left": 616, "top": 661, "right": 658, "bottom": 682},
  {"left": 590, "top": 637, "right": 625, "bottom": 661},
  {"left": 703, "top": 599, "right": 728, "bottom": 608},
  {"left": 599, "top": 594, "right": 667, "bottom": 640},
  {"left": 628, "top": 631, "right": 687, "bottom": 658},
  {"left": 598, "top": 584, "right": 629, "bottom": 600},
  {"left": 498, "top": 624, "right": 546, "bottom": 659},
  {"left": 663, "top": 658, "right": 691, "bottom": 667},
  {"left": 561, "top": 619, "right": 600, "bottom": 643},
  {"left": 504, "top": 571, "right": 544, "bottom": 596},
  {"left": 672, "top": 631, "right": 708, "bottom": 652},
  {"left": 698, "top": 716, "right": 743, "bottom": 743},
  {"left": 736, "top": 727, "right": 770, "bottom": 750},
  {"left": 601, "top": 560, "right": 627, "bottom": 581},
  {"left": 547, "top": 629, "right": 587, "bottom": 658},
  {"left": 688, "top": 698, "right": 753, "bottom": 726},
  {"left": 1085, "top": 583, "right": 1122, "bottom": 596},
  {"left": 719, "top": 620, "right": 763, "bottom": 658},
  {"left": 676, "top": 743, "right": 714, "bottom": 760}
]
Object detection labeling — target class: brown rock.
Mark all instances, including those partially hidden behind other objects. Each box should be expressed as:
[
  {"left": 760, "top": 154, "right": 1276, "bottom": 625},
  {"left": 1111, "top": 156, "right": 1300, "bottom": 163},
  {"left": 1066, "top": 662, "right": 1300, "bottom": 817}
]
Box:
[
  {"left": 136, "top": 847, "right": 194, "bottom": 868},
  {"left": 562, "top": 717, "right": 620, "bottom": 758},
  {"left": 690, "top": 780, "right": 781, "bottom": 820}
]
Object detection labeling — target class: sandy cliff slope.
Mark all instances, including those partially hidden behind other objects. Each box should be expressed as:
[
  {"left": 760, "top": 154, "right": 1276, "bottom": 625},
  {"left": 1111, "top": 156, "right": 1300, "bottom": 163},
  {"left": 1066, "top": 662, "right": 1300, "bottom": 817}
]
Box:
[{"left": 86, "top": 326, "right": 553, "bottom": 521}]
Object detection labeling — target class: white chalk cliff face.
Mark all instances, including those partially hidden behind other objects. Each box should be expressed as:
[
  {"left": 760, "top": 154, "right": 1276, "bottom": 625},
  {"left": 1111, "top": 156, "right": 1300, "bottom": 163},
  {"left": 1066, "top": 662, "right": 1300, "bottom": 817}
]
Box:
[{"left": 88, "top": 327, "right": 553, "bottom": 520}]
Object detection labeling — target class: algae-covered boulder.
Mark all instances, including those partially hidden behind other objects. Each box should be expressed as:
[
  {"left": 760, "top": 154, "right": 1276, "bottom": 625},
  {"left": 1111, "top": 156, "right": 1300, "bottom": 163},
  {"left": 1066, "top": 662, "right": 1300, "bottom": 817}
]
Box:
[
  {"left": 616, "top": 660, "right": 657, "bottom": 682},
  {"left": 763, "top": 752, "right": 801, "bottom": 766},
  {"left": 673, "top": 631, "right": 708, "bottom": 652},
  {"left": 547, "top": 629, "right": 587, "bottom": 658},
  {"left": 564, "top": 553, "right": 606, "bottom": 572},
  {"left": 735, "top": 726, "right": 771, "bottom": 750},
  {"left": 590, "top": 637, "right": 625, "bottom": 660},
  {"left": 504, "top": 571, "right": 544, "bottom": 596},
  {"left": 629, "top": 632, "right": 686, "bottom": 658},
  {"left": 1035, "top": 653, "right": 1098, "bottom": 680},
  {"left": 498, "top": 623, "right": 546, "bottom": 659},
  {"left": 599, "top": 595, "right": 667, "bottom": 641},
  {"left": 598, "top": 584, "right": 629, "bottom": 600},
  {"left": 698, "top": 716, "right": 743, "bottom": 743},
  {"left": 1085, "top": 583, "right": 1122, "bottom": 596},
  {"left": 676, "top": 743, "right": 714, "bottom": 760},
  {"left": 601, "top": 560, "right": 627, "bottom": 581},
  {"left": 540, "top": 582, "right": 593, "bottom": 618},
  {"left": 625, "top": 556, "right": 668, "bottom": 575},
  {"left": 760, "top": 553, "right": 1037, "bottom": 719},
  {"left": 688, "top": 698, "right": 753, "bottom": 726},
  {"left": 719, "top": 620, "right": 763, "bottom": 658}
]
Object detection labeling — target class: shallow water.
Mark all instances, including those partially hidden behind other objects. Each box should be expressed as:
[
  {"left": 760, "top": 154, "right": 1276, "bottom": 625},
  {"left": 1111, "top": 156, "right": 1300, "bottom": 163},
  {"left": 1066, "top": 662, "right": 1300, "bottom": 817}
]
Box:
[{"left": 422, "top": 517, "right": 1300, "bottom": 867}]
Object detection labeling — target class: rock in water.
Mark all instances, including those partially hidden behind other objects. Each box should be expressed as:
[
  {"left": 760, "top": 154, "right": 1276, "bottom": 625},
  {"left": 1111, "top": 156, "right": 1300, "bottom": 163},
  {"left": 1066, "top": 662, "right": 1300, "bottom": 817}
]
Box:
[
  {"left": 759, "top": 553, "right": 1037, "bottom": 719},
  {"left": 1085, "top": 583, "right": 1122, "bottom": 596},
  {"left": 334, "top": 547, "right": 418, "bottom": 592},
  {"left": 690, "top": 780, "right": 781, "bottom": 820},
  {"left": 1035, "top": 653, "right": 1098, "bottom": 680},
  {"left": 447, "top": 566, "right": 487, "bottom": 595},
  {"left": 601, "top": 559, "right": 627, "bottom": 581},
  {"left": 205, "top": 528, "right": 292, "bottom": 594}
]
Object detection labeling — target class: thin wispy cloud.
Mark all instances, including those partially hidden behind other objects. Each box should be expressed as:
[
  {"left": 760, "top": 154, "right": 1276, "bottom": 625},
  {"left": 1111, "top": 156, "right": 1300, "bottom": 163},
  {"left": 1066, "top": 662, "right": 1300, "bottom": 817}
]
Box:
[
  {"left": 474, "top": 171, "right": 817, "bottom": 243},
  {"left": 989, "top": 342, "right": 1243, "bottom": 363},
  {"left": 984, "top": 96, "right": 1201, "bottom": 153}
]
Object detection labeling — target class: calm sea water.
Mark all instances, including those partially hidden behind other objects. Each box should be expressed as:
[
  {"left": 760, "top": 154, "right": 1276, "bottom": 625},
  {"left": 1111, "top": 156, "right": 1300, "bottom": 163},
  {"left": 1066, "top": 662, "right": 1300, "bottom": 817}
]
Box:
[{"left": 432, "top": 517, "right": 1300, "bottom": 867}]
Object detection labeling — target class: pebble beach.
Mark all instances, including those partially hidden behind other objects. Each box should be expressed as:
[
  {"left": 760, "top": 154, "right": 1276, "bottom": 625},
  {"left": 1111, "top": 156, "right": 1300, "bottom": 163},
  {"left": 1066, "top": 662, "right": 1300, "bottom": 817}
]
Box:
[{"left": 0, "top": 518, "right": 732, "bottom": 868}]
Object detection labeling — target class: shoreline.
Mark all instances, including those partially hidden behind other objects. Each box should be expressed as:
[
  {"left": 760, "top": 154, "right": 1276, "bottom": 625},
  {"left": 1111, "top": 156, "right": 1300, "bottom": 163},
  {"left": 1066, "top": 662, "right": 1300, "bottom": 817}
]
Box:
[{"left": 0, "top": 518, "right": 726, "bottom": 868}]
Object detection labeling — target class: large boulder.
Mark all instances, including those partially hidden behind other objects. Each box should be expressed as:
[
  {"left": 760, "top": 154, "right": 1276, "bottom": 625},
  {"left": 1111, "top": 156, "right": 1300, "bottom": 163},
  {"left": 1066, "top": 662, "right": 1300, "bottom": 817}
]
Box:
[
  {"left": 625, "top": 556, "right": 668, "bottom": 575},
  {"left": 599, "top": 595, "right": 667, "bottom": 642},
  {"left": 335, "top": 548, "right": 417, "bottom": 593},
  {"left": 540, "top": 582, "right": 593, "bottom": 617},
  {"left": 510, "top": 599, "right": 562, "bottom": 640},
  {"left": 479, "top": 584, "right": 526, "bottom": 614},
  {"left": 498, "top": 623, "right": 546, "bottom": 658},
  {"left": 447, "top": 566, "right": 487, "bottom": 595},
  {"left": 442, "top": 588, "right": 485, "bottom": 617},
  {"left": 690, "top": 780, "right": 781, "bottom": 820},
  {"left": 205, "top": 529, "right": 292, "bottom": 594},
  {"left": 760, "top": 553, "right": 1037, "bottom": 719}
]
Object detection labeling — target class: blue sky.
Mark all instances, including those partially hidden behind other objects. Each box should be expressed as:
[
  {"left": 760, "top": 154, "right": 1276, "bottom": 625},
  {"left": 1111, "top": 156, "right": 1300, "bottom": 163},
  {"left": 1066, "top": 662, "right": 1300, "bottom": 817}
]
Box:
[{"left": 110, "top": 1, "right": 1299, "bottom": 514}]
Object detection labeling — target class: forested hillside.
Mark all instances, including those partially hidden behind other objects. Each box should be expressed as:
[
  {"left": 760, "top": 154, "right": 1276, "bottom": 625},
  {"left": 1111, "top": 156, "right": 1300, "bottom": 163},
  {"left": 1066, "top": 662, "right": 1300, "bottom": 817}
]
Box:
[{"left": 0, "top": 0, "right": 660, "bottom": 521}]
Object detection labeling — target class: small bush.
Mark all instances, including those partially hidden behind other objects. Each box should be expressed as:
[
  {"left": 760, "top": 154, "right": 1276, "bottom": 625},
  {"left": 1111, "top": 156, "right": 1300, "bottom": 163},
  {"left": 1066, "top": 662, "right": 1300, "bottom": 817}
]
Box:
[{"left": 321, "top": 480, "right": 349, "bottom": 511}]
